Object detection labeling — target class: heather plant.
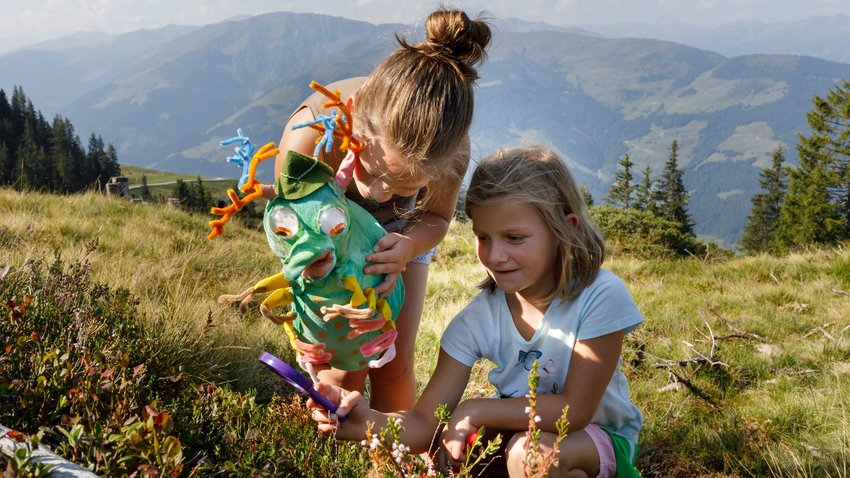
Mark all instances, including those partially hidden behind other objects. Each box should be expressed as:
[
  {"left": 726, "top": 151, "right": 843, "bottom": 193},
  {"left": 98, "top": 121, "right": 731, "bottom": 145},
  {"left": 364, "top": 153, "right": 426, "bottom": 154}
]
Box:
[
  {"left": 0, "top": 252, "right": 370, "bottom": 476},
  {"left": 521, "top": 361, "right": 569, "bottom": 478},
  {"left": 1, "top": 430, "right": 54, "bottom": 477}
]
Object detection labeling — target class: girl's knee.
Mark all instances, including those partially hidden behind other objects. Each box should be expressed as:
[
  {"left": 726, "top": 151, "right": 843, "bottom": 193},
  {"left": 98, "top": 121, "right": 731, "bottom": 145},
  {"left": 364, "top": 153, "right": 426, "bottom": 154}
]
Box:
[
  {"left": 504, "top": 431, "right": 590, "bottom": 478},
  {"left": 504, "top": 433, "right": 528, "bottom": 475}
]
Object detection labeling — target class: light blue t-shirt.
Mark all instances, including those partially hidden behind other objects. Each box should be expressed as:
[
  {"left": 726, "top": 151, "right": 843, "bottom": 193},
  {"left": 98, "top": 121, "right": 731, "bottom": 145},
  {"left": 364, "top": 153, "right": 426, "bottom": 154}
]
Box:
[{"left": 440, "top": 269, "right": 644, "bottom": 456}]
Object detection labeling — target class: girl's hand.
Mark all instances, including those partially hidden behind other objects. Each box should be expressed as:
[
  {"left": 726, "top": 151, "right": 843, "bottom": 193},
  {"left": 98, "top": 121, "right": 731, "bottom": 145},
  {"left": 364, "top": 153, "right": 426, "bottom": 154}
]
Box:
[
  {"left": 364, "top": 233, "right": 415, "bottom": 296},
  {"left": 308, "top": 382, "right": 368, "bottom": 440},
  {"left": 440, "top": 414, "right": 478, "bottom": 463}
]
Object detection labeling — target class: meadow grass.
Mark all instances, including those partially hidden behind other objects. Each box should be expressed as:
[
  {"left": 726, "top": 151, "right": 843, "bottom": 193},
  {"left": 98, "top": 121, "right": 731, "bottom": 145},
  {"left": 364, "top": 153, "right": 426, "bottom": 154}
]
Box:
[{"left": 2, "top": 188, "right": 849, "bottom": 477}]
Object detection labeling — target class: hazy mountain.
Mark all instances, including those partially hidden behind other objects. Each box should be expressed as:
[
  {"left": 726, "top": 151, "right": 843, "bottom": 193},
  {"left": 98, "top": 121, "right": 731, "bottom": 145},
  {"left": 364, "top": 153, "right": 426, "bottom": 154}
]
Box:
[
  {"left": 0, "top": 25, "right": 199, "bottom": 115},
  {"left": 2, "top": 12, "right": 850, "bottom": 245},
  {"left": 587, "top": 15, "right": 850, "bottom": 64}
]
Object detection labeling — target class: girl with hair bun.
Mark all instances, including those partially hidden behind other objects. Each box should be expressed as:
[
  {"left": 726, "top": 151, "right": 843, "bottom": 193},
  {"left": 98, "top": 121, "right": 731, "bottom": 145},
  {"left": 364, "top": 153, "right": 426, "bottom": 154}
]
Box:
[{"left": 275, "top": 8, "right": 492, "bottom": 412}]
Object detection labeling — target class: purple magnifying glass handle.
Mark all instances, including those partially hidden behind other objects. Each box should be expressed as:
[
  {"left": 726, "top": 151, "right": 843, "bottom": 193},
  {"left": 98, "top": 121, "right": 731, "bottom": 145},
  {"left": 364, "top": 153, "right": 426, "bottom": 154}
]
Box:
[{"left": 258, "top": 352, "right": 345, "bottom": 421}]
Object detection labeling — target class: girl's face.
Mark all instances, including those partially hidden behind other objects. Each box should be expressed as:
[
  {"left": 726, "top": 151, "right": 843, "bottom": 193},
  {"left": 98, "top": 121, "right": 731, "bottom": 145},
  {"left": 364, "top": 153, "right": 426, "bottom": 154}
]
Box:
[
  {"left": 353, "top": 140, "right": 429, "bottom": 203},
  {"left": 470, "top": 199, "right": 560, "bottom": 303}
]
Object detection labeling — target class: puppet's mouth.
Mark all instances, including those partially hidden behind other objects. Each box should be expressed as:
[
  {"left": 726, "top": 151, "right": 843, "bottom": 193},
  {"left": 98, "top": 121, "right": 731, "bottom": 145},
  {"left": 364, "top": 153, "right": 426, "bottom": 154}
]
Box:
[{"left": 302, "top": 250, "right": 335, "bottom": 280}]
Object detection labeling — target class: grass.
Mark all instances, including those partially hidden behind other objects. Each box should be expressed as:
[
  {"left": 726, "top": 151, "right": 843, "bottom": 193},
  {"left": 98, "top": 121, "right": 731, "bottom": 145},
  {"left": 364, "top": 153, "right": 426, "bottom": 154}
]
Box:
[
  {"left": 119, "top": 163, "right": 237, "bottom": 199},
  {"left": 2, "top": 188, "right": 849, "bottom": 477}
]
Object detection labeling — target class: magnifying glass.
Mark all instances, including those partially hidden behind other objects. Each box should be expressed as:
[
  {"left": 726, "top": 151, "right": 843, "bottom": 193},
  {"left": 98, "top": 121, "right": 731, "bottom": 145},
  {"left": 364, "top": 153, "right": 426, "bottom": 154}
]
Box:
[{"left": 258, "top": 352, "right": 345, "bottom": 421}]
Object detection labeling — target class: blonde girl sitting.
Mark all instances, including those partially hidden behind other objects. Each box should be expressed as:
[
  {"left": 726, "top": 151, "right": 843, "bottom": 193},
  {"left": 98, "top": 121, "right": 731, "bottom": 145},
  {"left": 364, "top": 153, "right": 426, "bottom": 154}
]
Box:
[{"left": 310, "top": 145, "right": 644, "bottom": 477}]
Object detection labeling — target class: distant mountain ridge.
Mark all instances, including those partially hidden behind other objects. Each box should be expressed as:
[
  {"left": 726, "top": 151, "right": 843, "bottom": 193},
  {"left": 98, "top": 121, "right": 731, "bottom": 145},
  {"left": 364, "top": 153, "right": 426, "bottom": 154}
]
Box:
[
  {"left": 2, "top": 12, "right": 850, "bottom": 245},
  {"left": 587, "top": 14, "right": 850, "bottom": 64}
]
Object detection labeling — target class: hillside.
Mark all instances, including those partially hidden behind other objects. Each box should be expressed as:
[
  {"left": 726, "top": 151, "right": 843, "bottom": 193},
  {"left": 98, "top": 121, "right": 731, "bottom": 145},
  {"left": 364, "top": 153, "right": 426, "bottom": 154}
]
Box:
[
  {"left": 2, "top": 12, "right": 850, "bottom": 245},
  {"left": 1, "top": 187, "right": 849, "bottom": 476},
  {"left": 589, "top": 14, "right": 850, "bottom": 64}
]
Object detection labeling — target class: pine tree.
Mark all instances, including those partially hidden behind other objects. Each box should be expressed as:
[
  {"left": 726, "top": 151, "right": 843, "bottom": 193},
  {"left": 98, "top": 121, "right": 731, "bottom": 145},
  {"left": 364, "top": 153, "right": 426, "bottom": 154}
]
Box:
[
  {"left": 86, "top": 133, "right": 106, "bottom": 189},
  {"left": 634, "top": 165, "right": 654, "bottom": 212},
  {"left": 580, "top": 183, "right": 594, "bottom": 207},
  {"left": 192, "top": 176, "right": 212, "bottom": 213},
  {"left": 0, "top": 142, "right": 7, "bottom": 185},
  {"left": 606, "top": 154, "right": 636, "bottom": 208},
  {"left": 780, "top": 80, "right": 850, "bottom": 246},
  {"left": 653, "top": 140, "right": 694, "bottom": 236},
  {"left": 103, "top": 144, "right": 121, "bottom": 180},
  {"left": 0, "top": 90, "right": 12, "bottom": 184},
  {"left": 741, "top": 147, "right": 787, "bottom": 252},
  {"left": 172, "top": 179, "right": 193, "bottom": 208}
]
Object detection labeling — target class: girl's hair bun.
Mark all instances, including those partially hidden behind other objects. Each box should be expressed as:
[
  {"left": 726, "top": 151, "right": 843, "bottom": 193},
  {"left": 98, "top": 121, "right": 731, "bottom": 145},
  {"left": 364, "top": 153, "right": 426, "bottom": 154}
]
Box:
[{"left": 415, "top": 9, "right": 492, "bottom": 81}]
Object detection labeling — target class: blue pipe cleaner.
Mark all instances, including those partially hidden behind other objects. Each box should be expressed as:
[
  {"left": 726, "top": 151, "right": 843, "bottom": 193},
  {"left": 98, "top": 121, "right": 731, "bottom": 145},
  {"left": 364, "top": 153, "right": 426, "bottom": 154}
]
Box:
[
  {"left": 291, "top": 112, "right": 339, "bottom": 157},
  {"left": 220, "top": 128, "right": 255, "bottom": 190}
]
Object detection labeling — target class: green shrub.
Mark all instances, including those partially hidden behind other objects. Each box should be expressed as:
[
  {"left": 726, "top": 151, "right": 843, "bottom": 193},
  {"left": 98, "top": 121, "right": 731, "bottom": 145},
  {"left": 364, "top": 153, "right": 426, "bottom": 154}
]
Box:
[
  {"left": 591, "top": 205, "right": 712, "bottom": 258},
  {"left": 0, "top": 254, "right": 369, "bottom": 476}
]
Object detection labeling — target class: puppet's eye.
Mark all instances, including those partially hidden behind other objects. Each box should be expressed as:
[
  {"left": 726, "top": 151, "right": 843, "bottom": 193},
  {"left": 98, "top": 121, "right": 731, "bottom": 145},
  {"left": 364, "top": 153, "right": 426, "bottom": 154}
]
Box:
[
  {"left": 319, "top": 207, "right": 348, "bottom": 237},
  {"left": 270, "top": 207, "right": 299, "bottom": 238}
]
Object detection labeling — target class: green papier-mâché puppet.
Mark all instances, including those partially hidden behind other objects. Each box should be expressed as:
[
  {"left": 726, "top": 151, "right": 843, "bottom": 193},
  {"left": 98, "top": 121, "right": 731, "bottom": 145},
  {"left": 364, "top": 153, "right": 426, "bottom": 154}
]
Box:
[{"left": 210, "top": 82, "right": 403, "bottom": 380}]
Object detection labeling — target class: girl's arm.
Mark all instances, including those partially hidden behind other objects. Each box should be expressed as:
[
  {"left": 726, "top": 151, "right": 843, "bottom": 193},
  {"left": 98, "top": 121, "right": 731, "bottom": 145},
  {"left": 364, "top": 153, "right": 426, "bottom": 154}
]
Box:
[
  {"left": 365, "top": 138, "right": 470, "bottom": 296},
  {"left": 311, "top": 348, "right": 472, "bottom": 452},
  {"left": 441, "top": 329, "right": 626, "bottom": 460}
]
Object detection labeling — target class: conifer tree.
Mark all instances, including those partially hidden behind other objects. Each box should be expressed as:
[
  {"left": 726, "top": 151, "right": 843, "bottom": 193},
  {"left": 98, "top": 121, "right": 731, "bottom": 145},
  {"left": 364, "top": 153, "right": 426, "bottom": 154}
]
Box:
[
  {"left": 173, "top": 179, "right": 193, "bottom": 207},
  {"left": 86, "top": 133, "right": 106, "bottom": 189},
  {"left": 741, "top": 147, "right": 787, "bottom": 252},
  {"left": 0, "top": 142, "right": 7, "bottom": 185},
  {"left": 779, "top": 80, "right": 850, "bottom": 246},
  {"left": 192, "top": 176, "right": 212, "bottom": 213},
  {"left": 634, "top": 164, "right": 654, "bottom": 212},
  {"left": 653, "top": 140, "right": 694, "bottom": 236},
  {"left": 103, "top": 144, "right": 121, "bottom": 180},
  {"left": 580, "top": 183, "right": 594, "bottom": 207},
  {"left": 0, "top": 90, "right": 11, "bottom": 183},
  {"left": 12, "top": 124, "right": 33, "bottom": 189},
  {"left": 606, "top": 154, "right": 636, "bottom": 208}
]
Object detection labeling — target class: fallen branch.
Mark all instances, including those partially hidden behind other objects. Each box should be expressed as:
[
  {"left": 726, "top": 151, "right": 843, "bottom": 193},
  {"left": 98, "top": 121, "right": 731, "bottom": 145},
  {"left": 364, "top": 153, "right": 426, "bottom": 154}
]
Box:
[
  {"left": 652, "top": 356, "right": 728, "bottom": 369},
  {"left": 832, "top": 288, "right": 850, "bottom": 297},
  {"left": 706, "top": 306, "right": 772, "bottom": 343},
  {"left": 803, "top": 321, "right": 837, "bottom": 339}
]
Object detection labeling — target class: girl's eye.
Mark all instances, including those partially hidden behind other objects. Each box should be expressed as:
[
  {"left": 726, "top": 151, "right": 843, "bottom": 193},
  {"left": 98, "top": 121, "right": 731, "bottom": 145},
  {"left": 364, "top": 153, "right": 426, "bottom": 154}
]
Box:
[
  {"left": 319, "top": 206, "right": 348, "bottom": 237},
  {"left": 507, "top": 235, "right": 525, "bottom": 243},
  {"left": 269, "top": 207, "right": 299, "bottom": 238}
]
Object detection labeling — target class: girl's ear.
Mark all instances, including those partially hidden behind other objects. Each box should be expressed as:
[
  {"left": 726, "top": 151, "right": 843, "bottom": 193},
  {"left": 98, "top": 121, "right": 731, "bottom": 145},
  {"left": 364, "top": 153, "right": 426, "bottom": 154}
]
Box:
[{"left": 565, "top": 212, "right": 580, "bottom": 229}]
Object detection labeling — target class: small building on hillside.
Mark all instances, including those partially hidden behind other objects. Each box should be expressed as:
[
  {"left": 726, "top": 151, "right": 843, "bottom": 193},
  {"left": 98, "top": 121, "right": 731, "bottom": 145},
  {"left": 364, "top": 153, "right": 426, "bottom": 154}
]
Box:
[{"left": 106, "top": 176, "right": 130, "bottom": 198}]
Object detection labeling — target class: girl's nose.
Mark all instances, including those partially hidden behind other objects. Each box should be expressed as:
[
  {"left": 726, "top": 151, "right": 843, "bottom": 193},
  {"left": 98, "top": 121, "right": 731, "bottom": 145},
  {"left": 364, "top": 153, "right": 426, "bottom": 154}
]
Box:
[{"left": 486, "top": 243, "right": 508, "bottom": 264}]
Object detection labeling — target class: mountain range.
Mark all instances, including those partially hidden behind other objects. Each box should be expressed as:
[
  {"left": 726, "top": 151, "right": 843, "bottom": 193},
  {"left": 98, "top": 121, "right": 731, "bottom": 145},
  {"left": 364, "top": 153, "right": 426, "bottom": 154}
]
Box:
[{"left": 2, "top": 12, "right": 850, "bottom": 245}]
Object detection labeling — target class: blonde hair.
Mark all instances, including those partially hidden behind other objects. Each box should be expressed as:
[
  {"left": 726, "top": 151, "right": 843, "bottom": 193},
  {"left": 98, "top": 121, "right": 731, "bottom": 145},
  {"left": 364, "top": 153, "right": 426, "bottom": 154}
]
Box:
[
  {"left": 464, "top": 145, "right": 606, "bottom": 302},
  {"left": 354, "top": 8, "right": 491, "bottom": 188}
]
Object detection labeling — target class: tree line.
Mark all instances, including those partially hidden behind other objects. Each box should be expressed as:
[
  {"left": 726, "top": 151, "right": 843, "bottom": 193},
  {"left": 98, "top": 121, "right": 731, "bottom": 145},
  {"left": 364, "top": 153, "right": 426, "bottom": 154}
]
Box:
[
  {"left": 0, "top": 86, "right": 120, "bottom": 192},
  {"left": 741, "top": 79, "right": 850, "bottom": 252},
  {"left": 600, "top": 78, "right": 850, "bottom": 254},
  {"left": 0, "top": 85, "right": 225, "bottom": 216},
  {"left": 591, "top": 138, "right": 703, "bottom": 257}
]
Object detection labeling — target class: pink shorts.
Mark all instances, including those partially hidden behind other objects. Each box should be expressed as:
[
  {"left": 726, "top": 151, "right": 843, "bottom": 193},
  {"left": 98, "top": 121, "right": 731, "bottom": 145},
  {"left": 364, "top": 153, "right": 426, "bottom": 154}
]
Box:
[{"left": 584, "top": 423, "right": 617, "bottom": 478}]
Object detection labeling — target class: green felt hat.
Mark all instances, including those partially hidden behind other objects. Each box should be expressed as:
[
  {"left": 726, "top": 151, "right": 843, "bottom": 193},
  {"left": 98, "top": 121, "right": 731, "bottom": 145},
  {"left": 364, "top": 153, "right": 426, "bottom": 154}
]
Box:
[{"left": 275, "top": 150, "right": 335, "bottom": 200}]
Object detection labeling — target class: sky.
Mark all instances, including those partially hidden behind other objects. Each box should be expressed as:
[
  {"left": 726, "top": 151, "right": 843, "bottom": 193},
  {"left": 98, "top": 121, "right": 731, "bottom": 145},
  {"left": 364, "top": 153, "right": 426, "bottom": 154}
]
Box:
[{"left": 2, "top": 0, "right": 850, "bottom": 52}]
